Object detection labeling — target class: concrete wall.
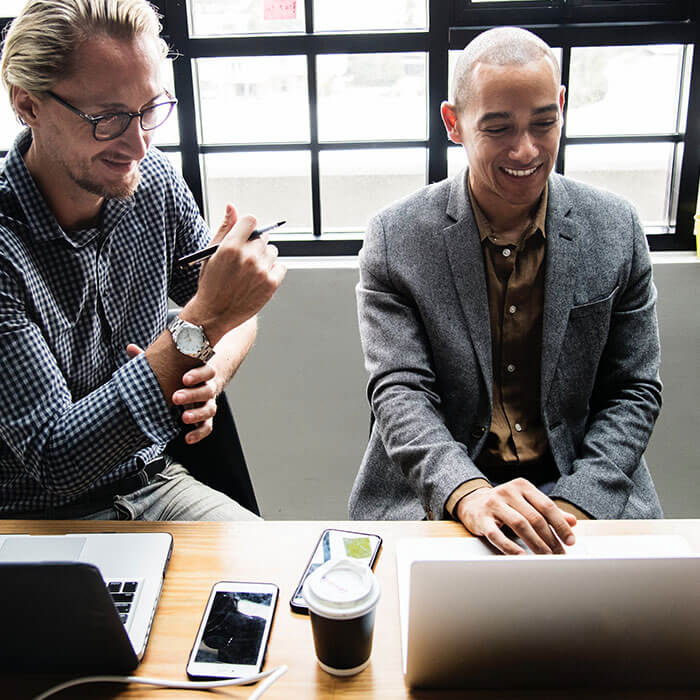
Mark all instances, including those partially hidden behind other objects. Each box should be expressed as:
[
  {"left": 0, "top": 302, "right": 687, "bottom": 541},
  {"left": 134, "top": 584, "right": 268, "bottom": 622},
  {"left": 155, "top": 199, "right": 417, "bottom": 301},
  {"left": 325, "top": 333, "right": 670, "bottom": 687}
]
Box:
[
  {"left": 225, "top": 256, "right": 700, "bottom": 520},
  {"left": 645, "top": 258, "right": 700, "bottom": 516}
]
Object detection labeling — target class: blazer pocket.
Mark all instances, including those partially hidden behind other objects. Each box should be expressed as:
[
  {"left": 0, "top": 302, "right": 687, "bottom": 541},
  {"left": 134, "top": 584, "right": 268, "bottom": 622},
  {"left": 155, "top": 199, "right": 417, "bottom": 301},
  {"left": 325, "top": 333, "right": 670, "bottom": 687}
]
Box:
[{"left": 569, "top": 285, "right": 619, "bottom": 319}]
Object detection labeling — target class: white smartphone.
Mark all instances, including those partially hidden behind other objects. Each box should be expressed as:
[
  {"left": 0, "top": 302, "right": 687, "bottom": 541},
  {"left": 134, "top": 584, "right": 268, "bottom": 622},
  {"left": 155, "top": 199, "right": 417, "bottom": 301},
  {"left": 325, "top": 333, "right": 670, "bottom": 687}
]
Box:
[{"left": 186, "top": 581, "right": 278, "bottom": 680}]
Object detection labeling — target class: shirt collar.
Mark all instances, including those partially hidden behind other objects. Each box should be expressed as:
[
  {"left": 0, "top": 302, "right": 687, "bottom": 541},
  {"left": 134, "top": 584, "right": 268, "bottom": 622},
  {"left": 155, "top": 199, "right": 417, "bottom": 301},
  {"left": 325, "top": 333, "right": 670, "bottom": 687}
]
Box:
[
  {"left": 467, "top": 174, "right": 548, "bottom": 245},
  {"left": 2, "top": 128, "right": 134, "bottom": 247}
]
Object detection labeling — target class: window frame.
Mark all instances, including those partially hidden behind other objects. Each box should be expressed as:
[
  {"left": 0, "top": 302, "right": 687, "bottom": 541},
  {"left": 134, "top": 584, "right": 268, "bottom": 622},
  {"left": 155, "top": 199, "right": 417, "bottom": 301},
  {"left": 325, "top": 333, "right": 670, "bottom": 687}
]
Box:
[
  {"left": 155, "top": 0, "right": 436, "bottom": 256},
  {"left": 1, "top": 1, "right": 697, "bottom": 254},
  {"left": 451, "top": 16, "right": 699, "bottom": 252}
]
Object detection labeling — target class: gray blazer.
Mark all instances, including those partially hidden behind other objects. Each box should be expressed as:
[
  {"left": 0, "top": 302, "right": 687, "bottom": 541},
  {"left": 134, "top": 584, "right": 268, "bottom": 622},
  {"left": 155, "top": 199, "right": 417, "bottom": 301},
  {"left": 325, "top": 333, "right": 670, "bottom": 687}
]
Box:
[{"left": 350, "top": 171, "right": 663, "bottom": 521}]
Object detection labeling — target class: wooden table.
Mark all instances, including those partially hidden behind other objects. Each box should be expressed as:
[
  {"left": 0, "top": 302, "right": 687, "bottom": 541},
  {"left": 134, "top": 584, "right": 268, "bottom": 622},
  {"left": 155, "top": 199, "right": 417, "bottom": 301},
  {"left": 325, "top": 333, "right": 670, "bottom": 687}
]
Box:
[{"left": 3, "top": 519, "right": 700, "bottom": 699}]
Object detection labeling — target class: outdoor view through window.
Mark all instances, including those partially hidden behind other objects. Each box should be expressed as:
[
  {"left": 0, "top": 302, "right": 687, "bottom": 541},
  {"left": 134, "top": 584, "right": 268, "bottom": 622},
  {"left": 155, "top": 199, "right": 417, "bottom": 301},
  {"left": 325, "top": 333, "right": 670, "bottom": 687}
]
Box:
[{"left": 0, "top": 1, "right": 693, "bottom": 246}]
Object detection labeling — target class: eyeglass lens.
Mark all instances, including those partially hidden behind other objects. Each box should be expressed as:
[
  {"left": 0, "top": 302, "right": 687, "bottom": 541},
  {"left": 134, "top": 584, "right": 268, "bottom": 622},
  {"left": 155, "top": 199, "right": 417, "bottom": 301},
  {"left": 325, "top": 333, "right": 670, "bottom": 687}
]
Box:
[{"left": 94, "top": 102, "right": 175, "bottom": 140}]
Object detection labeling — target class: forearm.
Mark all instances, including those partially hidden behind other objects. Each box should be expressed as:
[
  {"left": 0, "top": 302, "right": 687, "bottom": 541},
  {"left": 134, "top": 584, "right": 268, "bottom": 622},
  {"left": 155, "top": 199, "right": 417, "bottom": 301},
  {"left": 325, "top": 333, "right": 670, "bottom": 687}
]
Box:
[
  {"left": 549, "top": 390, "right": 661, "bottom": 516},
  {"left": 371, "top": 381, "right": 486, "bottom": 515},
  {"left": 144, "top": 327, "right": 202, "bottom": 406},
  {"left": 208, "top": 316, "right": 257, "bottom": 394}
]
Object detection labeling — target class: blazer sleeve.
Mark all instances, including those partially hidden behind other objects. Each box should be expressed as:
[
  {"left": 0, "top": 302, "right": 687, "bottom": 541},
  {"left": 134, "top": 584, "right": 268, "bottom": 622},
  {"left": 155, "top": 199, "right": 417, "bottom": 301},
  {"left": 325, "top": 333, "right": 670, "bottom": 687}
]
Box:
[
  {"left": 357, "top": 212, "right": 489, "bottom": 519},
  {"left": 548, "top": 205, "right": 662, "bottom": 518}
]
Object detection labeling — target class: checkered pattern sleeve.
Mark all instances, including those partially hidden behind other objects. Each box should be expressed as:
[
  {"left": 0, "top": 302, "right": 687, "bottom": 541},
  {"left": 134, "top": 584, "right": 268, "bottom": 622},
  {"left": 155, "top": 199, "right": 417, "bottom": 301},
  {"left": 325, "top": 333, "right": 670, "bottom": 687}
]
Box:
[
  {"left": 168, "top": 161, "right": 211, "bottom": 307},
  {"left": 0, "top": 265, "right": 178, "bottom": 497},
  {"left": 0, "top": 134, "right": 213, "bottom": 511}
]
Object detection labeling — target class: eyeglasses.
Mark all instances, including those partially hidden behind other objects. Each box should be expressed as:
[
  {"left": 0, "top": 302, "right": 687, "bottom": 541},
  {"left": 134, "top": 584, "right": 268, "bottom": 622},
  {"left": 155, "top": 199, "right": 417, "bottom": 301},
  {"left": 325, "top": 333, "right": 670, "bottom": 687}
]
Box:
[{"left": 46, "top": 90, "right": 177, "bottom": 141}]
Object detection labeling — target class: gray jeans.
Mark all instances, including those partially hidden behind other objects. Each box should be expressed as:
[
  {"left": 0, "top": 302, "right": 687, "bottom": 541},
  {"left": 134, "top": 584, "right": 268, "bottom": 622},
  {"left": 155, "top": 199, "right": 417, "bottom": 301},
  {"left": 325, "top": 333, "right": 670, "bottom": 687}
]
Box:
[{"left": 82, "top": 460, "right": 261, "bottom": 521}]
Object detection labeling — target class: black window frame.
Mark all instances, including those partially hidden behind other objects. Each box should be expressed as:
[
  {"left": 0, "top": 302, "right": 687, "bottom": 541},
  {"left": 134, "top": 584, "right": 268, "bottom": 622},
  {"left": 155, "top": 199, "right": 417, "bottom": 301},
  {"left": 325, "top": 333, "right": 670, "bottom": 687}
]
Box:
[{"left": 1, "top": 0, "right": 697, "bottom": 255}]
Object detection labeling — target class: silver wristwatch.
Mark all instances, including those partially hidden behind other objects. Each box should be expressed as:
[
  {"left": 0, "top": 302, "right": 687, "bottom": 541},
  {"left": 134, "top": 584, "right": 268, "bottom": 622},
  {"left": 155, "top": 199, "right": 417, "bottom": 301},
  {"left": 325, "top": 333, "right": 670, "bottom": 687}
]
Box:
[{"left": 167, "top": 316, "right": 215, "bottom": 362}]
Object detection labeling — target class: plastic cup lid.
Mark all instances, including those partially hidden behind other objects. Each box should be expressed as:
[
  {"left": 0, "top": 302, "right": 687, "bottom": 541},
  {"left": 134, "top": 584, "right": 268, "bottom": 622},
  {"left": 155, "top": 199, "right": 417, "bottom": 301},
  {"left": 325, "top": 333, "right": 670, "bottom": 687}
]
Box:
[{"left": 302, "top": 558, "right": 380, "bottom": 620}]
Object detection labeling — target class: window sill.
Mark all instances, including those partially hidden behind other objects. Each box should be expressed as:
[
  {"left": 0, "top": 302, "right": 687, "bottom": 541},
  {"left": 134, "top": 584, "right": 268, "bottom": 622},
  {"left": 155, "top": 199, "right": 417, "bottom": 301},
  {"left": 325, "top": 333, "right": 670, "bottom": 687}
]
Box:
[{"left": 650, "top": 251, "right": 699, "bottom": 265}]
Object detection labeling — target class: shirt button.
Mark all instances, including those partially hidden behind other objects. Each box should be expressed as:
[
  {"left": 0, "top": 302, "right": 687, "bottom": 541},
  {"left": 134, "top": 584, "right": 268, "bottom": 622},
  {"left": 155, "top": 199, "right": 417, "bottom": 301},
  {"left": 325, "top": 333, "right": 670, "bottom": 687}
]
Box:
[
  {"left": 514, "top": 423, "right": 523, "bottom": 432},
  {"left": 508, "top": 305, "right": 517, "bottom": 314},
  {"left": 506, "top": 363, "right": 516, "bottom": 373},
  {"left": 502, "top": 248, "right": 512, "bottom": 258}
]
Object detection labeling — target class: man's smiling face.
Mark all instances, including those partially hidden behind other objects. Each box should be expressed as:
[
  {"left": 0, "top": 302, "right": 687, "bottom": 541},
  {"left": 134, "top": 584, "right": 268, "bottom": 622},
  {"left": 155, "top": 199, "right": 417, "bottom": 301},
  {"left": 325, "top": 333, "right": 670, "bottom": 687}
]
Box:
[
  {"left": 448, "top": 56, "right": 564, "bottom": 213},
  {"left": 34, "top": 32, "right": 164, "bottom": 201}
]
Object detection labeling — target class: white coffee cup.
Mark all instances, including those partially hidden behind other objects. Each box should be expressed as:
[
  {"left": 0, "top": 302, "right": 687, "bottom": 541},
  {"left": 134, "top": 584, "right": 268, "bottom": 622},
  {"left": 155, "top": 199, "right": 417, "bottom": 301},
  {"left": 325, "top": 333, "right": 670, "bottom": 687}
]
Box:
[{"left": 302, "top": 558, "right": 380, "bottom": 676}]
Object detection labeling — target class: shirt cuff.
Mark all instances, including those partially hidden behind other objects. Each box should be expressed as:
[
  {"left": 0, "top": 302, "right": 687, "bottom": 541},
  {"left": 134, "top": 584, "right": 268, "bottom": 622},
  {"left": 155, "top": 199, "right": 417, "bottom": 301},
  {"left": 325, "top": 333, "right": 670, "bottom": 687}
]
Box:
[
  {"left": 552, "top": 498, "right": 592, "bottom": 520},
  {"left": 113, "top": 353, "right": 180, "bottom": 445},
  {"left": 446, "top": 478, "right": 492, "bottom": 519}
]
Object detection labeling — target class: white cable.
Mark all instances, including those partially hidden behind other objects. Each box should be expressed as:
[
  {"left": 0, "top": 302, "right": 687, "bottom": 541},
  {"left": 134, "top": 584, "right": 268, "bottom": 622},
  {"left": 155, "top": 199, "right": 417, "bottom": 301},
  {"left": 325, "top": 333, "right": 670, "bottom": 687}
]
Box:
[
  {"left": 248, "top": 665, "right": 288, "bottom": 700},
  {"left": 31, "top": 664, "right": 288, "bottom": 700}
]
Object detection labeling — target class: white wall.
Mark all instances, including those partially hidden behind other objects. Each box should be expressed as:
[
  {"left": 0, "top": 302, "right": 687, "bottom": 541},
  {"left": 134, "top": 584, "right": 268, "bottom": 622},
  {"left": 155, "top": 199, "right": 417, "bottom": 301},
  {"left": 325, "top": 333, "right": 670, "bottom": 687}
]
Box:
[{"left": 226, "top": 257, "right": 700, "bottom": 520}]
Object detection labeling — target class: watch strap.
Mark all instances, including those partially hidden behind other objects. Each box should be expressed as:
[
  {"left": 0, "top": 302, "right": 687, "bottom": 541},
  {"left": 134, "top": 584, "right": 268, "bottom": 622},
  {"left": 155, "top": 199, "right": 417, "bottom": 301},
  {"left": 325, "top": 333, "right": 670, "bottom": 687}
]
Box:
[{"left": 167, "top": 316, "right": 215, "bottom": 362}]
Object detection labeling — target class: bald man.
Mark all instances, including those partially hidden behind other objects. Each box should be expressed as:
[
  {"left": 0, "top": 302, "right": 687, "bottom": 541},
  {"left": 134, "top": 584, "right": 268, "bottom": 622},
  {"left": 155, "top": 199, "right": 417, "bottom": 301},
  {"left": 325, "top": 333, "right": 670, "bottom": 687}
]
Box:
[{"left": 349, "top": 27, "right": 663, "bottom": 553}]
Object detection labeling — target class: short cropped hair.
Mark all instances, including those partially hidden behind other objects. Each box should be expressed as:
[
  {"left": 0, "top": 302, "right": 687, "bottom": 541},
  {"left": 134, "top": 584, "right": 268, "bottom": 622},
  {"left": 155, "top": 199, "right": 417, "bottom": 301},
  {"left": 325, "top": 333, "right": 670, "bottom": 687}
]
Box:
[
  {"left": 1, "top": 0, "right": 169, "bottom": 111},
  {"left": 451, "top": 27, "right": 560, "bottom": 113}
]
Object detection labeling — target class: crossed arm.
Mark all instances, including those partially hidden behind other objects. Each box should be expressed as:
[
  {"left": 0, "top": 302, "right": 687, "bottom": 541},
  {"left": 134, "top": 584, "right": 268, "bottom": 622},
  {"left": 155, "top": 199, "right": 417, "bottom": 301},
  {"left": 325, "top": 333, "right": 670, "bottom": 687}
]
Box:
[{"left": 126, "top": 316, "right": 257, "bottom": 445}]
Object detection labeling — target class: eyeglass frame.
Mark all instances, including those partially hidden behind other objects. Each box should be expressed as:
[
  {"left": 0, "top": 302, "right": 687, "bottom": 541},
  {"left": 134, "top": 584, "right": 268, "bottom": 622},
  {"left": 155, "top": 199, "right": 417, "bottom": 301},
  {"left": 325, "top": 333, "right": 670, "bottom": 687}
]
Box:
[{"left": 45, "top": 89, "right": 178, "bottom": 141}]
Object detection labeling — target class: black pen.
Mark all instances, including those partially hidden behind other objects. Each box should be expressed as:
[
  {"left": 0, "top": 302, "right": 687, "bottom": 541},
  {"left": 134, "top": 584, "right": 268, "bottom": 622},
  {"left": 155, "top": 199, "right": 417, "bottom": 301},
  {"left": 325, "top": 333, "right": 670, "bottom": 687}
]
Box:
[{"left": 177, "top": 220, "right": 286, "bottom": 268}]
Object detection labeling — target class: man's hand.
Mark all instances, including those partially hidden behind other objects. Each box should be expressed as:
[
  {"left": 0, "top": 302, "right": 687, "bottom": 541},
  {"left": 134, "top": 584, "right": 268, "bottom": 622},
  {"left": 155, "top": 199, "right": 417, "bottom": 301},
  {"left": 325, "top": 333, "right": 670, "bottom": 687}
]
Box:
[
  {"left": 127, "top": 344, "right": 217, "bottom": 444},
  {"left": 183, "top": 204, "right": 286, "bottom": 344},
  {"left": 455, "top": 477, "right": 577, "bottom": 555}
]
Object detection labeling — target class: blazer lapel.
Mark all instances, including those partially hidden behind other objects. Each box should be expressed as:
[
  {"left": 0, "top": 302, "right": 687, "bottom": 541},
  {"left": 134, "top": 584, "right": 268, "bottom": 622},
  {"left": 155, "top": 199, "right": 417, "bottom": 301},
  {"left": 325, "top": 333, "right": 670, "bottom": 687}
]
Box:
[
  {"left": 541, "top": 174, "right": 579, "bottom": 405},
  {"left": 442, "top": 170, "right": 493, "bottom": 400}
]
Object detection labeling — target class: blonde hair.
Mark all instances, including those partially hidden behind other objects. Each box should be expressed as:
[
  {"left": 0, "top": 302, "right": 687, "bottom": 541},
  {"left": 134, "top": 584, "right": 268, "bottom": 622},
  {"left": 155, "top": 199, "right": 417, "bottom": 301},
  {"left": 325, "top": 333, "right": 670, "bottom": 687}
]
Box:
[
  {"left": 451, "top": 27, "right": 560, "bottom": 113},
  {"left": 1, "top": 0, "right": 169, "bottom": 111}
]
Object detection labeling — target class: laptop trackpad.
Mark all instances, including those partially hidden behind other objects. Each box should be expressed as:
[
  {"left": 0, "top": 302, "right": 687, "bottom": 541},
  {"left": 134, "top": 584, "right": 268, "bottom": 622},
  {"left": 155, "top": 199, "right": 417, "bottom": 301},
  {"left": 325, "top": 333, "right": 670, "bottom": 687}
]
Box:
[{"left": 0, "top": 536, "right": 87, "bottom": 562}]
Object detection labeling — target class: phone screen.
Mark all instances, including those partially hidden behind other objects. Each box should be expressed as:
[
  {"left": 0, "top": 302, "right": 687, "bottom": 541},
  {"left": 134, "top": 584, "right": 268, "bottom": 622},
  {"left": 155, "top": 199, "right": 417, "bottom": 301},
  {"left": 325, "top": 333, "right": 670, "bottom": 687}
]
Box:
[
  {"left": 290, "top": 529, "right": 382, "bottom": 613},
  {"left": 188, "top": 582, "right": 278, "bottom": 679}
]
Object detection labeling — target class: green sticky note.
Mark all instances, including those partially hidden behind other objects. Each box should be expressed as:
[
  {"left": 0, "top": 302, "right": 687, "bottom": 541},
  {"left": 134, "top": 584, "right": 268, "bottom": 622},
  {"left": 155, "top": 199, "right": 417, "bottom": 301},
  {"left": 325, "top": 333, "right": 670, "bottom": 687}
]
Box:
[{"left": 344, "top": 536, "right": 371, "bottom": 559}]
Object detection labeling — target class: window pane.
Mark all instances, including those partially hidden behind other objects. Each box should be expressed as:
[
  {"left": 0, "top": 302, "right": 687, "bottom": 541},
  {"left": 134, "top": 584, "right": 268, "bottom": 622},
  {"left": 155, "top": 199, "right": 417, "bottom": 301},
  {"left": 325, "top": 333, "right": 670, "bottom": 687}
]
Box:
[
  {"left": 152, "top": 60, "right": 180, "bottom": 147},
  {"left": 1, "top": 1, "right": 27, "bottom": 16},
  {"left": 196, "top": 56, "right": 309, "bottom": 144},
  {"left": 317, "top": 53, "right": 426, "bottom": 142},
  {"left": 313, "top": 0, "right": 427, "bottom": 32},
  {"left": 0, "top": 94, "right": 21, "bottom": 151},
  {"left": 447, "top": 145, "right": 467, "bottom": 179},
  {"left": 188, "top": 0, "right": 305, "bottom": 37},
  {"left": 565, "top": 142, "right": 675, "bottom": 228},
  {"left": 679, "top": 45, "right": 694, "bottom": 131},
  {"left": 567, "top": 45, "right": 684, "bottom": 136},
  {"left": 320, "top": 148, "right": 426, "bottom": 232},
  {"left": 202, "top": 151, "right": 312, "bottom": 231}
]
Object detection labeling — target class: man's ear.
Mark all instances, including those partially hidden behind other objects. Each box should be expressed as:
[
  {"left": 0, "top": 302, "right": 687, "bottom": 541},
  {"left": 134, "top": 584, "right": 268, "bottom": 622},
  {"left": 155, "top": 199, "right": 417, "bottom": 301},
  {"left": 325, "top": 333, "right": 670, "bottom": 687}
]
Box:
[
  {"left": 558, "top": 85, "right": 566, "bottom": 113},
  {"left": 12, "top": 86, "right": 41, "bottom": 127},
  {"left": 440, "top": 101, "right": 463, "bottom": 145}
]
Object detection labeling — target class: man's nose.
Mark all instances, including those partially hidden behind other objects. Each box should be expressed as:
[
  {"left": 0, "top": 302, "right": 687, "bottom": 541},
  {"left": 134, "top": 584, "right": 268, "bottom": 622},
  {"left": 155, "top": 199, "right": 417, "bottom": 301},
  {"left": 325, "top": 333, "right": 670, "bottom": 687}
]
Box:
[
  {"left": 509, "top": 131, "right": 539, "bottom": 162},
  {"left": 117, "top": 116, "right": 150, "bottom": 159}
]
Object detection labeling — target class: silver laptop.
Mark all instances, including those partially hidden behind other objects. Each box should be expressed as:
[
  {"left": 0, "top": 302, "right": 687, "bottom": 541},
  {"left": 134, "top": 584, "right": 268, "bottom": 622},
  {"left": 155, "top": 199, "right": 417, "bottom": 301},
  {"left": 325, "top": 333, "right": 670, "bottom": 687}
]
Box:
[
  {"left": 397, "top": 535, "right": 700, "bottom": 689},
  {"left": 0, "top": 532, "right": 172, "bottom": 672}
]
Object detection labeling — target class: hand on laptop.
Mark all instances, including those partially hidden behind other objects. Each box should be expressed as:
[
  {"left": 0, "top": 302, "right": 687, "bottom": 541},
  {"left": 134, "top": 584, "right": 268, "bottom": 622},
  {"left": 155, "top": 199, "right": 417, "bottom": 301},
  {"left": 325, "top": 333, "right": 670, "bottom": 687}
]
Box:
[{"left": 455, "top": 478, "right": 577, "bottom": 555}]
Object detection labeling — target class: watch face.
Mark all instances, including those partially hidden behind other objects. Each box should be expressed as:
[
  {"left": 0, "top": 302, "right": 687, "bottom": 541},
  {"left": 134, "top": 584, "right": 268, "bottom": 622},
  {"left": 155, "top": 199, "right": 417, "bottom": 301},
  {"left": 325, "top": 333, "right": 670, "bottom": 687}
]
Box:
[{"left": 178, "top": 325, "right": 204, "bottom": 355}]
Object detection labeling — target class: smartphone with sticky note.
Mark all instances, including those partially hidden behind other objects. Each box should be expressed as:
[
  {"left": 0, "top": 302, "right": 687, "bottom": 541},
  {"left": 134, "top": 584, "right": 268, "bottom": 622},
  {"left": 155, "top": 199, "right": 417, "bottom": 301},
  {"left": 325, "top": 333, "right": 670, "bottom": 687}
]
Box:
[{"left": 289, "top": 528, "right": 382, "bottom": 614}]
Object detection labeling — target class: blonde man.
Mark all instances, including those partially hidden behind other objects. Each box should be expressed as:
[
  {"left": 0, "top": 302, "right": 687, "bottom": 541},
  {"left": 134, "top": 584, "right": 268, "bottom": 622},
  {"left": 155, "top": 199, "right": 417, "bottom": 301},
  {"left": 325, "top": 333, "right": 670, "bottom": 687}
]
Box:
[
  {"left": 0, "top": 0, "right": 285, "bottom": 519},
  {"left": 350, "top": 27, "right": 663, "bottom": 553}
]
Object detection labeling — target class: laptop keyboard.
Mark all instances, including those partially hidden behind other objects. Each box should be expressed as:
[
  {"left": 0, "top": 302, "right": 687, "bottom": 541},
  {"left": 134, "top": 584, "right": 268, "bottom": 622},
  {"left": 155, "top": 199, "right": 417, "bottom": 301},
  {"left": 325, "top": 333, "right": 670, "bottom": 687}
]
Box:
[{"left": 106, "top": 579, "right": 140, "bottom": 625}]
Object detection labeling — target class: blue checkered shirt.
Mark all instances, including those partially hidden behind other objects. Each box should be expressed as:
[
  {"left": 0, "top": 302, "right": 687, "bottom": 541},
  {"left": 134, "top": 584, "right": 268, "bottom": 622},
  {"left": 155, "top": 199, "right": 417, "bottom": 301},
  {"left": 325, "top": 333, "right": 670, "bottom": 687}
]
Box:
[{"left": 0, "top": 129, "right": 210, "bottom": 513}]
